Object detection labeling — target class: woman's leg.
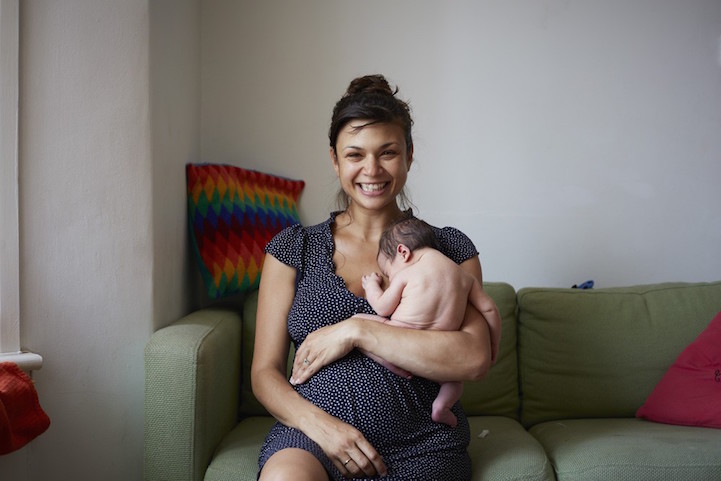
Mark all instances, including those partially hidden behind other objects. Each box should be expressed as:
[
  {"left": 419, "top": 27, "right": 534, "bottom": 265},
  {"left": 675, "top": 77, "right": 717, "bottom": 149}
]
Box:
[{"left": 258, "top": 448, "right": 329, "bottom": 481}]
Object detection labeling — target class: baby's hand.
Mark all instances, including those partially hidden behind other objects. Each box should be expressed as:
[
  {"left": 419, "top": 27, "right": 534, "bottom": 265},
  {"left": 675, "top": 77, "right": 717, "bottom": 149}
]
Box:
[{"left": 361, "top": 272, "right": 382, "bottom": 291}]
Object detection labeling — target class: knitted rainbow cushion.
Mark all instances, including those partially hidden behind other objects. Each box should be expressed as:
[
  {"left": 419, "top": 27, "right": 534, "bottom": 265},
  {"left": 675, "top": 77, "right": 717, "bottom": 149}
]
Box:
[{"left": 187, "top": 163, "right": 304, "bottom": 298}]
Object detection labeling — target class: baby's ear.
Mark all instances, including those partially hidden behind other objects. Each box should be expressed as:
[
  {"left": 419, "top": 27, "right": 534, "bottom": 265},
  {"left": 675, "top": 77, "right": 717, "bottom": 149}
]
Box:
[{"left": 397, "top": 243, "right": 411, "bottom": 261}]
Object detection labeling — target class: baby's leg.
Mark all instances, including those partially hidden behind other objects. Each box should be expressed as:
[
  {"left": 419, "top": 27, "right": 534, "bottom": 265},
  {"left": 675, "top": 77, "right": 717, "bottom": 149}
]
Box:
[
  {"left": 432, "top": 381, "right": 463, "bottom": 427},
  {"left": 354, "top": 313, "right": 412, "bottom": 379}
]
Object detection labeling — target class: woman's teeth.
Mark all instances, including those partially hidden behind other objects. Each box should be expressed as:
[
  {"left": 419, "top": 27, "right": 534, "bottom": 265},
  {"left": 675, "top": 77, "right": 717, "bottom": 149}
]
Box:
[{"left": 360, "top": 183, "right": 386, "bottom": 192}]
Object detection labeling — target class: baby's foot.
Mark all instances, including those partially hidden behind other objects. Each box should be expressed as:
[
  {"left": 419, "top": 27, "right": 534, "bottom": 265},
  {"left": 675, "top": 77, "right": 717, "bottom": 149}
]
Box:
[{"left": 432, "top": 408, "right": 458, "bottom": 427}]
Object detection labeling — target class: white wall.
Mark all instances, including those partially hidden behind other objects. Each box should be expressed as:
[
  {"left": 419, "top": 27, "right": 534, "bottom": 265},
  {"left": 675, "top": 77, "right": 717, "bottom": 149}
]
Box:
[
  {"left": 202, "top": 0, "right": 721, "bottom": 289},
  {"left": 0, "top": 0, "right": 199, "bottom": 480},
  {"left": 150, "top": 0, "right": 199, "bottom": 328}
]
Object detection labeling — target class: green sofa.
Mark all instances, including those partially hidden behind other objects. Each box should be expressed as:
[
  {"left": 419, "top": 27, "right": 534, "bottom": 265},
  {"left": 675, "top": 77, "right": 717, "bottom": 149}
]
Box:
[{"left": 144, "top": 281, "right": 721, "bottom": 481}]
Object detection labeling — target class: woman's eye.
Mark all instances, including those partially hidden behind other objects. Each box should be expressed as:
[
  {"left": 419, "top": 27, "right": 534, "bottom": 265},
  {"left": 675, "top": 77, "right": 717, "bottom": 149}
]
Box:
[{"left": 381, "top": 150, "right": 397, "bottom": 158}]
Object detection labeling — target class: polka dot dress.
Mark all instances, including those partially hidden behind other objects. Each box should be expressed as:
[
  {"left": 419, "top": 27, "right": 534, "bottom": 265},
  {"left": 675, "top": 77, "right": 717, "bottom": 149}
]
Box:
[{"left": 258, "top": 211, "right": 478, "bottom": 480}]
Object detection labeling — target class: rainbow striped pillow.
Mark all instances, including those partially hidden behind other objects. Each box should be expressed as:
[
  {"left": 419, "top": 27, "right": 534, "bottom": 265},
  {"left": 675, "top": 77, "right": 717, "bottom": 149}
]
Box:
[{"left": 187, "top": 163, "right": 304, "bottom": 298}]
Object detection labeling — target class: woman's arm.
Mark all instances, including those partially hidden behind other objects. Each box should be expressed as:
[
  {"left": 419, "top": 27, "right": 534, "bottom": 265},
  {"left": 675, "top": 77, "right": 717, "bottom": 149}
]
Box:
[
  {"left": 292, "top": 256, "right": 492, "bottom": 385},
  {"left": 251, "top": 254, "right": 387, "bottom": 478}
]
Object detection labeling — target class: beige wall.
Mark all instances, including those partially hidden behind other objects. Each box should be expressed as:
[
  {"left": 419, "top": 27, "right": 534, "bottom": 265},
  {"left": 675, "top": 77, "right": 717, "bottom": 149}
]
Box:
[
  {"left": 0, "top": 0, "right": 199, "bottom": 479},
  {"left": 202, "top": 0, "right": 721, "bottom": 288}
]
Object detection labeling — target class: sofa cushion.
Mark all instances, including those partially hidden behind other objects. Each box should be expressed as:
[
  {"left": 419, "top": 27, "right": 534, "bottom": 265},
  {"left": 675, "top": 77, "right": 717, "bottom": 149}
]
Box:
[
  {"left": 636, "top": 309, "right": 721, "bottom": 428},
  {"left": 517, "top": 281, "right": 721, "bottom": 426},
  {"left": 529, "top": 418, "right": 721, "bottom": 481},
  {"left": 461, "top": 282, "right": 520, "bottom": 419},
  {"left": 468, "top": 416, "right": 554, "bottom": 481},
  {"left": 207, "top": 416, "right": 555, "bottom": 481},
  {"left": 205, "top": 416, "right": 274, "bottom": 481},
  {"left": 187, "top": 163, "right": 304, "bottom": 299}
]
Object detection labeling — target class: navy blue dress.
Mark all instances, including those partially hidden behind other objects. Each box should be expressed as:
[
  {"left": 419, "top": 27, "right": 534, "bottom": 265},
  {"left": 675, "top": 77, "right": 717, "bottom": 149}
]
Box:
[{"left": 258, "top": 211, "right": 478, "bottom": 480}]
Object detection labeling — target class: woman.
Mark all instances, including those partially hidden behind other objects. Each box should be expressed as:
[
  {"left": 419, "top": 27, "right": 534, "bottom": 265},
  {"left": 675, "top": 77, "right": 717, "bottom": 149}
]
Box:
[{"left": 251, "top": 74, "right": 492, "bottom": 480}]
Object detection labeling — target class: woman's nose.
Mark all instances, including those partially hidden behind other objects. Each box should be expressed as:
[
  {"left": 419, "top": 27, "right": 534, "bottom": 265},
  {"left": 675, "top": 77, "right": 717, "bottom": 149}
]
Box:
[{"left": 363, "top": 155, "right": 382, "bottom": 175}]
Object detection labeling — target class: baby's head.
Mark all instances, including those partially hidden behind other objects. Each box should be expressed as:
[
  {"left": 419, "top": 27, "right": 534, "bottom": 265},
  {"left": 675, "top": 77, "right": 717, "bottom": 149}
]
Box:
[{"left": 377, "top": 217, "right": 438, "bottom": 276}]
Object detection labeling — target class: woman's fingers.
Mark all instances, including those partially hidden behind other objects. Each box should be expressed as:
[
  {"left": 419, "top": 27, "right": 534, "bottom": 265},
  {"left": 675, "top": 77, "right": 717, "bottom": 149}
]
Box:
[
  {"left": 290, "top": 321, "right": 357, "bottom": 384},
  {"left": 336, "top": 442, "right": 387, "bottom": 478}
]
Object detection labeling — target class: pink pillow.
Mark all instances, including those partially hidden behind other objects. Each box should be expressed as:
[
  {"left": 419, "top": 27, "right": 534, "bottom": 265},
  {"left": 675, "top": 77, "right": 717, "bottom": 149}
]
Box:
[{"left": 636, "top": 311, "right": 721, "bottom": 428}]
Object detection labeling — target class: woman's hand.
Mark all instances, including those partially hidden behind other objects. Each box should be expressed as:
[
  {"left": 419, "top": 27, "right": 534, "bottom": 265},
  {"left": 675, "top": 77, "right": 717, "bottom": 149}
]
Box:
[
  {"left": 290, "top": 318, "right": 359, "bottom": 385},
  {"left": 307, "top": 414, "right": 387, "bottom": 478}
]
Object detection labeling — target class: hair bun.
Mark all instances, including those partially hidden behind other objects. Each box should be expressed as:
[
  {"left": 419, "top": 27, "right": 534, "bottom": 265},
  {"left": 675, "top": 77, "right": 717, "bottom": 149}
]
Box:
[{"left": 345, "top": 74, "right": 397, "bottom": 97}]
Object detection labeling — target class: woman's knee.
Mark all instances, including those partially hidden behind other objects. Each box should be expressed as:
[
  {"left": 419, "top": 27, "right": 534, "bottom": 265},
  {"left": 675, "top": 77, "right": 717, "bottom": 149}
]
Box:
[{"left": 258, "top": 448, "right": 329, "bottom": 481}]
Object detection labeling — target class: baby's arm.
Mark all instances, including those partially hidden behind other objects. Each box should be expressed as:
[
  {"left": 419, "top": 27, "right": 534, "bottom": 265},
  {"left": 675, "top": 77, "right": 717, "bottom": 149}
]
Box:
[
  {"left": 468, "top": 280, "right": 502, "bottom": 365},
  {"left": 361, "top": 273, "right": 405, "bottom": 317}
]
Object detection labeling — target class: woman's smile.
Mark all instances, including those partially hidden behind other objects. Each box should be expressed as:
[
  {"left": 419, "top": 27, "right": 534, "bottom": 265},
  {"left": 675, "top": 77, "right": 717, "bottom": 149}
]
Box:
[{"left": 358, "top": 182, "right": 390, "bottom": 193}]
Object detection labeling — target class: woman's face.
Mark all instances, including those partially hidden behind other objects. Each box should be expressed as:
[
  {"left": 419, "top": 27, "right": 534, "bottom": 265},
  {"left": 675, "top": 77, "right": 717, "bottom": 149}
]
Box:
[{"left": 331, "top": 121, "right": 413, "bottom": 213}]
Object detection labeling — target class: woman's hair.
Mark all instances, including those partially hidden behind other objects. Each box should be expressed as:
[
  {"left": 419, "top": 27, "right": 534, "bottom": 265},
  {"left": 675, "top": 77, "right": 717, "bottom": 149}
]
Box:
[
  {"left": 378, "top": 217, "right": 438, "bottom": 261},
  {"left": 329, "top": 74, "right": 415, "bottom": 211}
]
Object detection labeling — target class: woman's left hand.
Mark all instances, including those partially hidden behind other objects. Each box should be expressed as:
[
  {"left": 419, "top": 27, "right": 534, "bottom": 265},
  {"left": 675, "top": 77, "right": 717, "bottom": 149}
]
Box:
[{"left": 290, "top": 318, "right": 358, "bottom": 385}]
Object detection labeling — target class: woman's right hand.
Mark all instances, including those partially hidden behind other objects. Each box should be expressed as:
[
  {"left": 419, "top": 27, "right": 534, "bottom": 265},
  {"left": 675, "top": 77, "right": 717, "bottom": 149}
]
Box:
[{"left": 306, "top": 412, "right": 387, "bottom": 478}]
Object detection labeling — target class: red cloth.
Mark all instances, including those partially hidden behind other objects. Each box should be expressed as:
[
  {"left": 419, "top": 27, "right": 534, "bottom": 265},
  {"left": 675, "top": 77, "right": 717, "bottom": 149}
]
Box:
[
  {"left": 0, "top": 362, "right": 50, "bottom": 455},
  {"left": 636, "top": 310, "right": 721, "bottom": 429}
]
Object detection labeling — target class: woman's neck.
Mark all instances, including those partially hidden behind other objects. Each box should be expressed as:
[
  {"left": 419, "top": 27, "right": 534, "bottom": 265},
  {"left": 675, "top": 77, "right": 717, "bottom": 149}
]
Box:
[{"left": 336, "top": 204, "right": 405, "bottom": 242}]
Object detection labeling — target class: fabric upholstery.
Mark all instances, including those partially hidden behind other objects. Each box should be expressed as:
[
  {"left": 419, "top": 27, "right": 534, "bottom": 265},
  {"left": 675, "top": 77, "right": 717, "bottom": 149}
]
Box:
[
  {"left": 206, "top": 417, "right": 275, "bottom": 481},
  {"left": 517, "top": 282, "right": 721, "bottom": 427},
  {"left": 467, "top": 416, "right": 554, "bottom": 481},
  {"left": 144, "top": 280, "right": 721, "bottom": 481},
  {"left": 530, "top": 418, "right": 721, "bottom": 481},
  {"left": 636, "top": 310, "right": 721, "bottom": 428},
  {"left": 461, "top": 282, "right": 520, "bottom": 419},
  {"left": 144, "top": 308, "right": 241, "bottom": 481}
]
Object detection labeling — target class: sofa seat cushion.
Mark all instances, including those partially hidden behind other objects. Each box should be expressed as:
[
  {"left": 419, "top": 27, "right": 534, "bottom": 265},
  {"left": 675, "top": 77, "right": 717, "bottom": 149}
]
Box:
[
  {"left": 206, "top": 416, "right": 555, "bottom": 481},
  {"left": 206, "top": 417, "right": 274, "bottom": 481},
  {"left": 529, "top": 418, "right": 721, "bottom": 481},
  {"left": 468, "top": 416, "right": 554, "bottom": 481}
]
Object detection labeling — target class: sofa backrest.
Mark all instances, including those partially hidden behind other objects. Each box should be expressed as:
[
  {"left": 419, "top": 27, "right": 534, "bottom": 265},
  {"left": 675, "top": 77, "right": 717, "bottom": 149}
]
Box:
[
  {"left": 238, "top": 282, "right": 521, "bottom": 419},
  {"left": 517, "top": 281, "right": 721, "bottom": 427},
  {"left": 461, "top": 282, "right": 520, "bottom": 419}
]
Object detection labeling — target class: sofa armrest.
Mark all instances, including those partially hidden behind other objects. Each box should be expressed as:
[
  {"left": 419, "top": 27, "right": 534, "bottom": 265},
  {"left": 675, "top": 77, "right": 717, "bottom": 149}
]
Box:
[{"left": 144, "top": 308, "right": 242, "bottom": 481}]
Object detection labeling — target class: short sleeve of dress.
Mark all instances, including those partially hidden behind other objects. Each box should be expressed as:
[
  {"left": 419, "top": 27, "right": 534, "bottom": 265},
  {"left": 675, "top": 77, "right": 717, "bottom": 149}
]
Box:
[
  {"left": 264, "top": 224, "right": 305, "bottom": 272},
  {"left": 433, "top": 226, "right": 479, "bottom": 265}
]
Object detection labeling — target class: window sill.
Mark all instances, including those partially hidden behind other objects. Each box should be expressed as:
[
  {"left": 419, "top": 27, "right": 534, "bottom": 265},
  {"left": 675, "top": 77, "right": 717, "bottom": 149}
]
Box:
[{"left": 0, "top": 351, "right": 43, "bottom": 372}]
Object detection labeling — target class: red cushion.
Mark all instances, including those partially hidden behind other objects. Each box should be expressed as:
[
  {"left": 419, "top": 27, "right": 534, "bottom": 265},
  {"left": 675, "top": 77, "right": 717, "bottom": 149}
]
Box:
[{"left": 636, "top": 310, "right": 721, "bottom": 428}]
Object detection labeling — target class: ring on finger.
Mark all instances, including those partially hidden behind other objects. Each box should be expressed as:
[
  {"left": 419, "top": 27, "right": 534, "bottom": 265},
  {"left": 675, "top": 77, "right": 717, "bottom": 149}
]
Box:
[
  {"left": 303, "top": 358, "right": 310, "bottom": 365},
  {"left": 343, "top": 458, "right": 352, "bottom": 466}
]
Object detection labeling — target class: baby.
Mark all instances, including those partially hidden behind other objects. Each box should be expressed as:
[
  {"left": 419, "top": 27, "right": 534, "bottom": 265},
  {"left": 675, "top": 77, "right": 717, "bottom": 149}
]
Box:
[{"left": 359, "top": 217, "right": 502, "bottom": 427}]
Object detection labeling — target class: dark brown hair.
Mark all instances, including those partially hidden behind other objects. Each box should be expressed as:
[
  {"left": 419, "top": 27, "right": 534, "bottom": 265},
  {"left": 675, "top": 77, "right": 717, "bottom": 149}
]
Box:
[{"left": 378, "top": 217, "right": 438, "bottom": 261}]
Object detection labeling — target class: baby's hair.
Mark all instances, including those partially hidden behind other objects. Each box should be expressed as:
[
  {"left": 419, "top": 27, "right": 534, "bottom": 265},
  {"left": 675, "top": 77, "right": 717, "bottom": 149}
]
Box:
[{"left": 378, "top": 217, "right": 438, "bottom": 260}]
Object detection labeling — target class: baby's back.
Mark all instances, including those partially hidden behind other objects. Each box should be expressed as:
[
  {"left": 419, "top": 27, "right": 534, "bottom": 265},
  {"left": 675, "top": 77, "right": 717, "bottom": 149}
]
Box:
[{"left": 390, "top": 249, "right": 473, "bottom": 331}]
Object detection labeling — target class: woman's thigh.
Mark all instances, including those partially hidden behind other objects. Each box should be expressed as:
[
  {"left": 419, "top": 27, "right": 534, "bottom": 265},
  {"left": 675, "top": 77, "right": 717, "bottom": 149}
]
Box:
[{"left": 258, "top": 448, "right": 329, "bottom": 481}]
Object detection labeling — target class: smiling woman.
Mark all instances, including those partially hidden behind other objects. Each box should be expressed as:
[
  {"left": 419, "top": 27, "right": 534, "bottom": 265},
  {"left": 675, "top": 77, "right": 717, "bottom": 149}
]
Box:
[{"left": 251, "top": 74, "right": 491, "bottom": 481}]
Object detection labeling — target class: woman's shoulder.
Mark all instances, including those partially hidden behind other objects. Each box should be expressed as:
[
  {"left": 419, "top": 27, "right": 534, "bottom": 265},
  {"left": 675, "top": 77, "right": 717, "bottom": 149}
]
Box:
[
  {"left": 429, "top": 223, "right": 479, "bottom": 265},
  {"left": 264, "top": 214, "right": 334, "bottom": 265}
]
